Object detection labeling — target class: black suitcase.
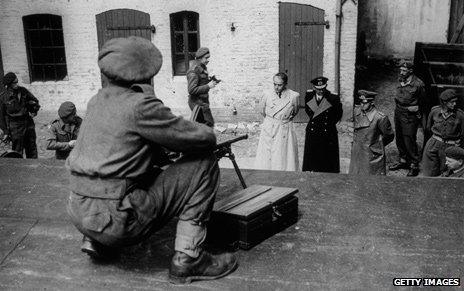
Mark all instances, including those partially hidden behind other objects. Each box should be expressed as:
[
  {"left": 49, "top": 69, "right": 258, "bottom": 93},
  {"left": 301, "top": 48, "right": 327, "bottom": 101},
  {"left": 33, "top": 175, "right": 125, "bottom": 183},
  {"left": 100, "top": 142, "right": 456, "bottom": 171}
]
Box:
[{"left": 208, "top": 184, "right": 298, "bottom": 250}]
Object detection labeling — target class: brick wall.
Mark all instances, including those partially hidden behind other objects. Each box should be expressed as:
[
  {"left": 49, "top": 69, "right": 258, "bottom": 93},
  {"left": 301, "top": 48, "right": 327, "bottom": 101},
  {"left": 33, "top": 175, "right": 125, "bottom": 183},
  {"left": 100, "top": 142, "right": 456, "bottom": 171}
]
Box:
[{"left": 0, "top": 0, "right": 357, "bottom": 172}]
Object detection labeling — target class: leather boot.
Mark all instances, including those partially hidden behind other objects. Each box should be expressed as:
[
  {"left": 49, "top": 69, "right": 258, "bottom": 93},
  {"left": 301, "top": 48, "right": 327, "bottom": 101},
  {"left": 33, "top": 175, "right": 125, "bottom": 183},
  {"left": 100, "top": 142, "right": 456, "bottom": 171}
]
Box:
[
  {"left": 81, "top": 236, "right": 115, "bottom": 259},
  {"left": 389, "top": 162, "right": 409, "bottom": 171},
  {"left": 169, "top": 250, "right": 237, "bottom": 284},
  {"left": 407, "top": 167, "right": 420, "bottom": 177}
]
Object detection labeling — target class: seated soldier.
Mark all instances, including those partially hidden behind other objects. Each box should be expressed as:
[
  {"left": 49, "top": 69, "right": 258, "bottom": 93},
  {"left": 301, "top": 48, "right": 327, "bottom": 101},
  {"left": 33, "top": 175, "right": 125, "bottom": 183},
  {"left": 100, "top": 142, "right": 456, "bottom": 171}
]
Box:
[
  {"left": 441, "top": 146, "right": 464, "bottom": 178},
  {"left": 66, "top": 36, "right": 237, "bottom": 284},
  {"left": 46, "top": 101, "right": 82, "bottom": 160}
]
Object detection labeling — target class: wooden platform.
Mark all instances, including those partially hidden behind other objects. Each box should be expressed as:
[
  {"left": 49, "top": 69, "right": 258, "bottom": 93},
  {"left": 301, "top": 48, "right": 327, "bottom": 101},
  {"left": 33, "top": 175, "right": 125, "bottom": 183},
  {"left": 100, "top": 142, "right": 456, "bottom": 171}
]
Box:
[{"left": 1, "top": 158, "right": 464, "bottom": 290}]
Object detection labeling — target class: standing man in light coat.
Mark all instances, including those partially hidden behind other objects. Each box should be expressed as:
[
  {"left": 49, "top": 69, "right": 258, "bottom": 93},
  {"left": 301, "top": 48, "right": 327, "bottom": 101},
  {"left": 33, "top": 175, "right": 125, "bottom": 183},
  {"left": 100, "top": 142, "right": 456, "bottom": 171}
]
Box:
[
  {"left": 349, "top": 90, "right": 394, "bottom": 175},
  {"left": 255, "top": 72, "right": 300, "bottom": 171}
]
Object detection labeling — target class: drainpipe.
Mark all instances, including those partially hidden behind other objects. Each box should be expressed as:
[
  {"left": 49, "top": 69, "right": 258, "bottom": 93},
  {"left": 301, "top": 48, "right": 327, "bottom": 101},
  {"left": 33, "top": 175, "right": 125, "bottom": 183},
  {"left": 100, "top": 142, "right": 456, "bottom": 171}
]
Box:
[{"left": 335, "top": 0, "right": 342, "bottom": 95}]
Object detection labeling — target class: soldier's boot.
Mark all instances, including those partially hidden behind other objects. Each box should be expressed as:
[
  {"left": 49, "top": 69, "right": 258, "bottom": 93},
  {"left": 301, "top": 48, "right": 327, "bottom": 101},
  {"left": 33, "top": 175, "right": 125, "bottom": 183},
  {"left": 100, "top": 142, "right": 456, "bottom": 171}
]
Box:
[
  {"left": 81, "top": 236, "right": 115, "bottom": 259},
  {"left": 407, "top": 164, "right": 420, "bottom": 177},
  {"left": 169, "top": 250, "right": 237, "bottom": 284},
  {"left": 389, "top": 161, "right": 410, "bottom": 171}
]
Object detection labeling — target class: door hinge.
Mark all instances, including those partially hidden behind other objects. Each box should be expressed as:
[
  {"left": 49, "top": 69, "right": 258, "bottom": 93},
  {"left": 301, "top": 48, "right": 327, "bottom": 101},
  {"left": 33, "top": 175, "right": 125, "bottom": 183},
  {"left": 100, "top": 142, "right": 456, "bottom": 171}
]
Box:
[
  {"left": 107, "top": 25, "right": 156, "bottom": 33},
  {"left": 295, "top": 21, "right": 330, "bottom": 29}
]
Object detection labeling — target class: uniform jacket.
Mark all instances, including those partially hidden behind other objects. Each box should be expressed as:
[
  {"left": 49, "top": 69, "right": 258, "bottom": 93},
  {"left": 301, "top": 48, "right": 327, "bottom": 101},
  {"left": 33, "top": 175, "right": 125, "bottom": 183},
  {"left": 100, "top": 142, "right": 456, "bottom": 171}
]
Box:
[
  {"left": 46, "top": 116, "right": 82, "bottom": 160},
  {"left": 0, "top": 86, "right": 40, "bottom": 134},
  {"left": 441, "top": 167, "right": 464, "bottom": 178},
  {"left": 302, "top": 89, "right": 343, "bottom": 172},
  {"left": 395, "top": 75, "right": 425, "bottom": 108},
  {"left": 187, "top": 61, "right": 211, "bottom": 108},
  {"left": 66, "top": 83, "right": 216, "bottom": 199},
  {"left": 349, "top": 106, "right": 394, "bottom": 175},
  {"left": 255, "top": 88, "right": 300, "bottom": 171},
  {"left": 426, "top": 106, "right": 464, "bottom": 146}
]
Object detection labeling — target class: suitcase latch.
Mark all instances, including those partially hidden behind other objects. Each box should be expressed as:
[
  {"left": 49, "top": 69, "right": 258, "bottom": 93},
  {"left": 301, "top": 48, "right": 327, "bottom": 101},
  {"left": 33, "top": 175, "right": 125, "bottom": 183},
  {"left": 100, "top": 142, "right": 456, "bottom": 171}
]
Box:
[{"left": 272, "top": 205, "right": 282, "bottom": 221}]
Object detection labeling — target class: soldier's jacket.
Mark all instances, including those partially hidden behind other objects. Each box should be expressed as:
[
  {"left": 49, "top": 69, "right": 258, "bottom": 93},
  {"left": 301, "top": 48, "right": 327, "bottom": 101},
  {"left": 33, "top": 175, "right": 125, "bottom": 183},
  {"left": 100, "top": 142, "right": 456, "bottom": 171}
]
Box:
[
  {"left": 441, "top": 167, "right": 464, "bottom": 178},
  {"left": 46, "top": 116, "right": 82, "bottom": 160},
  {"left": 349, "top": 106, "right": 394, "bottom": 175},
  {"left": 66, "top": 83, "right": 216, "bottom": 199},
  {"left": 0, "top": 86, "right": 40, "bottom": 134},
  {"left": 187, "top": 61, "right": 211, "bottom": 106},
  {"left": 395, "top": 75, "right": 425, "bottom": 108},
  {"left": 426, "top": 106, "right": 464, "bottom": 146}
]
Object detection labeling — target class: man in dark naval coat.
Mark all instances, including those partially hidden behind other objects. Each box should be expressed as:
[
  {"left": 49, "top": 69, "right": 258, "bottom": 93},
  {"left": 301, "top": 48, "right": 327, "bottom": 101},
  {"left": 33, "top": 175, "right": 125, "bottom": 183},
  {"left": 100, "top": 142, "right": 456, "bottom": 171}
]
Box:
[
  {"left": 302, "top": 76, "right": 343, "bottom": 173},
  {"left": 66, "top": 36, "right": 236, "bottom": 284},
  {"left": 187, "top": 47, "right": 219, "bottom": 127}
]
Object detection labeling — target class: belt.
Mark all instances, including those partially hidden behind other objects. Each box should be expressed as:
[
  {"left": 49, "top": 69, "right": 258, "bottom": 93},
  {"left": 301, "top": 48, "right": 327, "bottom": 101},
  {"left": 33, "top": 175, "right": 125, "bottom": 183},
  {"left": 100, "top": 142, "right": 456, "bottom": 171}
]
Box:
[{"left": 432, "top": 135, "right": 461, "bottom": 145}]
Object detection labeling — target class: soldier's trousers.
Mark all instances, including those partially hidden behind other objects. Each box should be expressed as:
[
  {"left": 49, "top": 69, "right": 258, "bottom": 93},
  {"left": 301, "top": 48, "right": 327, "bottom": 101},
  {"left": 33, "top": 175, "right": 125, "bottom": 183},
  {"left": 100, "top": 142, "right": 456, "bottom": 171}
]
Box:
[
  {"left": 422, "top": 137, "right": 453, "bottom": 177},
  {"left": 67, "top": 153, "right": 219, "bottom": 258},
  {"left": 188, "top": 100, "right": 214, "bottom": 128},
  {"left": 394, "top": 107, "right": 420, "bottom": 167},
  {"left": 9, "top": 119, "right": 38, "bottom": 159}
]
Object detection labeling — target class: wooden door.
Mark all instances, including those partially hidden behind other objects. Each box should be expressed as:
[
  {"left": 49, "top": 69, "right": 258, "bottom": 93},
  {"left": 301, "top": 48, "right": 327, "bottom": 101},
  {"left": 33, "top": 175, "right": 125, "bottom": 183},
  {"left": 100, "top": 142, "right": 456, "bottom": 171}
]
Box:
[
  {"left": 96, "top": 9, "right": 153, "bottom": 50},
  {"left": 449, "top": 0, "right": 464, "bottom": 43},
  {"left": 279, "top": 3, "right": 325, "bottom": 122}
]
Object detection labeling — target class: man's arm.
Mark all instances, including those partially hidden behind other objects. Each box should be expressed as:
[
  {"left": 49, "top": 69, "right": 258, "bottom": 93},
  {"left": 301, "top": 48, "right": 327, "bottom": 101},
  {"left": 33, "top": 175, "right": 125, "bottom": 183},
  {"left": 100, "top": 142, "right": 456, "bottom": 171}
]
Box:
[
  {"left": 0, "top": 92, "right": 9, "bottom": 135},
  {"left": 135, "top": 95, "right": 216, "bottom": 153},
  {"left": 46, "top": 124, "right": 72, "bottom": 151},
  {"left": 187, "top": 71, "right": 210, "bottom": 96}
]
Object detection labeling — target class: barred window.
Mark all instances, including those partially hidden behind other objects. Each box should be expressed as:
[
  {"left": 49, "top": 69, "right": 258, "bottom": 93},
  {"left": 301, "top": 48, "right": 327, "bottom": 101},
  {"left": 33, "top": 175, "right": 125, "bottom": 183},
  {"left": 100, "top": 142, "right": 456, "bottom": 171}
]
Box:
[
  {"left": 170, "top": 11, "right": 200, "bottom": 76},
  {"left": 23, "top": 14, "right": 68, "bottom": 82}
]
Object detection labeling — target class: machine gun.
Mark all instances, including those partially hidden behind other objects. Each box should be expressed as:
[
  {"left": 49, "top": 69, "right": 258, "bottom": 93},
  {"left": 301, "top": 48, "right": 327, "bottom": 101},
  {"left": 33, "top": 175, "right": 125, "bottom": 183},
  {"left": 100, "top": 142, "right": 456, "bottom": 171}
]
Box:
[{"left": 214, "top": 134, "right": 248, "bottom": 189}]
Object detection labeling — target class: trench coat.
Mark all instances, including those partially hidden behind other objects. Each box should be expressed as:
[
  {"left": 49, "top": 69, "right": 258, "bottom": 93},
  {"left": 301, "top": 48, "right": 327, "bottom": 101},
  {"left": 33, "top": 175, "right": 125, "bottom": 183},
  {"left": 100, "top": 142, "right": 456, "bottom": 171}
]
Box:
[
  {"left": 349, "top": 106, "right": 394, "bottom": 175},
  {"left": 302, "top": 90, "right": 342, "bottom": 173},
  {"left": 255, "top": 88, "right": 300, "bottom": 171}
]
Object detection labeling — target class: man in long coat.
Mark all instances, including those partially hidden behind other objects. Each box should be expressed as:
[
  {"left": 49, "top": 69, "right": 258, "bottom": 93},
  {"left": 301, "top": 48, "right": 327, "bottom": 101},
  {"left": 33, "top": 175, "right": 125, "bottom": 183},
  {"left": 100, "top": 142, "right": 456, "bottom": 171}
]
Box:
[
  {"left": 349, "top": 90, "right": 394, "bottom": 175},
  {"left": 302, "top": 77, "right": 343, "bottom": 173},
  {"left": 66, "top": 36, "right": 236, "bottom": 284}
]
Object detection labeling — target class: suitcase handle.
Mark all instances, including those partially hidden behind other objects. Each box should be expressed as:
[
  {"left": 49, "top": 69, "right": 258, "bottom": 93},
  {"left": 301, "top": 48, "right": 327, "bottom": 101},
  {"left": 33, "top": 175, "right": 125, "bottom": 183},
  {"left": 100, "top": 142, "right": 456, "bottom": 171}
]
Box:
[{"left": 271, "top": 205, "right": 282, "bottom": 222}]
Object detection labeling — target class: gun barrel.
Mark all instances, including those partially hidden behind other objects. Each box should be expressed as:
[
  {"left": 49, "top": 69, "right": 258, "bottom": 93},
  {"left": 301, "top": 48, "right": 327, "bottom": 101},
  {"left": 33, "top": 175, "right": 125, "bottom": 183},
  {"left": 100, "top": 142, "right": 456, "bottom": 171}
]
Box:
[{"left": 215, "top": 134, "right": 248, "bottom": 148}]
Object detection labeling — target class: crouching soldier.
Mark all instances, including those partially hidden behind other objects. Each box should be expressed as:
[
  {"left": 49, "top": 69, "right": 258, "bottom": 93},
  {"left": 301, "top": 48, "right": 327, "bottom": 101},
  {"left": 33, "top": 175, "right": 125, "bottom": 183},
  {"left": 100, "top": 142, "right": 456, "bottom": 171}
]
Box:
[
  {"left": 46, "top": 101, "right": 82, "bottom": 160},
  {"left": 441, "top": 146, "right": 464, "bottom": 178},
  {"left": 349, "top": 90, "right": 394, "bottom": 175},
  {"left": 422, "top": 89, "right": 464, "bottom": 176},
  {"left": 66, "top": 36, "right": 237, "bottom": 284}
]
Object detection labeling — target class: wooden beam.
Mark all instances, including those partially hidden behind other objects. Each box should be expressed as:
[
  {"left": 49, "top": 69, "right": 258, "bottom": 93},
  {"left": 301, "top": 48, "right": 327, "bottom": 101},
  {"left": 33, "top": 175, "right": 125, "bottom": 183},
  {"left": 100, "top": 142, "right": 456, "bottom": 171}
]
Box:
[{"left": 450, "top": 13, "right": 464, "bottom": 43}]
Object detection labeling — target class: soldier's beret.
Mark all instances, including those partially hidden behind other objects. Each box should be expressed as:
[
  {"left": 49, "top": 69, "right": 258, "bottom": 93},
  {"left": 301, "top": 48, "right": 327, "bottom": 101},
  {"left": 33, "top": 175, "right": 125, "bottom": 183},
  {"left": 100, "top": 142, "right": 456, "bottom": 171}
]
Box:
[
  {"left": 311, "top": 76, "right": 328, "bottom": 89},
  {"left": 445, "top": 146, "right": 464, "bottom": 160},
  {"left": 195, "top": 47, "right": 210, "bottom": 59},
  {"left": 58, "top": 101, "right": 76, "bottom": 118},
  {"left": 98, "top": 36, "right": 163, "bottom": 83},
  {"left": 358, "top": 90, "right": 378, "bottom": 102},
  {"left": 439, "top": 89, "right": 458, "bottom": 102},
  {"left": 3, "top": 72, "right": 17, "bottom": 86},
  {"left": 399, "top": 60, "right": 414, "bottom": 69}
]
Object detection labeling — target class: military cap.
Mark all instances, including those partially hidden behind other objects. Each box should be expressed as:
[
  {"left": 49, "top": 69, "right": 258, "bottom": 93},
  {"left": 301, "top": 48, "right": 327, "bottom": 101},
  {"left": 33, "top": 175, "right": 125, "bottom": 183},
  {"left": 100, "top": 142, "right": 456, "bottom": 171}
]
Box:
[
  {"left": 399, "top": 60, "right": 414, "bottom": 69},
  {"left": 98, "top": 36, "right": 163, "bottom": 83},
  {"left": 439, "top": 89, "right": 458, "bottom": 102},
  {"left": 3, "top": 72, "right": 17, "bottom": 86},
  {"left": 311, "top": 76, "right": 328, "bottom": 89},
  {"left": 358, "top": 90, "right": 378, "bottom": 102},
  {"left": 445, "top": 146, "right": 464, "bottom": 160},
  {"left": 195, "top": 47, "right": 210, "bottom": 59},
  {"left": 58, "top": 101, "right": 76, "bottom": 118}
]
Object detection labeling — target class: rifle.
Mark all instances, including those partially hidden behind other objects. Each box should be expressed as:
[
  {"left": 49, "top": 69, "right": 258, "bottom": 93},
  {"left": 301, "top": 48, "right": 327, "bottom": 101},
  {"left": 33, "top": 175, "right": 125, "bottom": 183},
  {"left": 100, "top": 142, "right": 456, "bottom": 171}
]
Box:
[{"left": 214, "top": 134, "right": 248, "bottom": 189}]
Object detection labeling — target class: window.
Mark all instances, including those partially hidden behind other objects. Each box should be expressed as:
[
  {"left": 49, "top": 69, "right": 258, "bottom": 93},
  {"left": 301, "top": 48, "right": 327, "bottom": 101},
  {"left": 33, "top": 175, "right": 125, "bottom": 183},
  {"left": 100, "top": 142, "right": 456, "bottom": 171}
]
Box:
[
  {"left": 23, "top": 14, "right": 68, "bottom": 82},
  {"left": 170, "top": 11, "right": 200, "bottom": 76}
]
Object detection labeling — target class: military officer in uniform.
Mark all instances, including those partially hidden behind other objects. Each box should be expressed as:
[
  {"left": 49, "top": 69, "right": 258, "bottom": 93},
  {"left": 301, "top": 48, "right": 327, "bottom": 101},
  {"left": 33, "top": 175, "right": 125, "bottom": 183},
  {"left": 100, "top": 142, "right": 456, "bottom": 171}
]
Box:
[
  {"left": 389, "top": 60, "right": 425, "bottom": 176},
  {"left": 422, "top": 89, "right": 464, "bottom": 176},
  {"left": 46, "top": 101, "right": 82, "bottom": 160},
  {"left": 441, "top": 146, "right": 464, "bottom": 178},
  {"left": 302, "top": 76, "right": 343, "bottom": 173},
  {"left": 187, "top": 47, "right": 219, "bottom": 127},
  {"left": 349, "top": 90, "right": 394, "bottom": 175},
  {"left": 66, "top": 37, "right": 236, "bottom": 284},
  {"left": 0, "top": 72, "right": 40, "bottom": 158}
]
